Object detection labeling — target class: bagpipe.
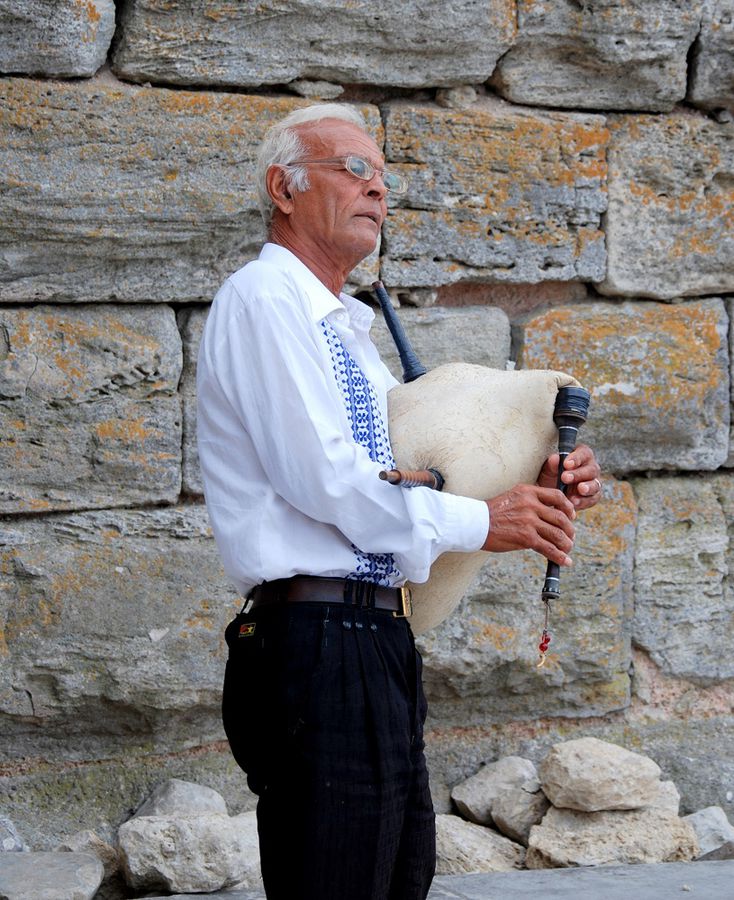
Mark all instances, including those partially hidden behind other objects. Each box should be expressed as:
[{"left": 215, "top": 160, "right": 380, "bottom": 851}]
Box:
[{"left": 374, "top": 282, "right": 590, "bottom": 657}]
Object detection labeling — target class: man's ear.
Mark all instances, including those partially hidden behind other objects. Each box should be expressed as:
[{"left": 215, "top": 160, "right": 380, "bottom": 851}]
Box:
[{"left": 266, "top": 165, "right": 294, "bottom": 214}]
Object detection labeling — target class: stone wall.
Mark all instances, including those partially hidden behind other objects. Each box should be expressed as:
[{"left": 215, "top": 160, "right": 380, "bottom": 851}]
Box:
[{"left": 1, "top": 0, "right": 733, "bottom": 849}]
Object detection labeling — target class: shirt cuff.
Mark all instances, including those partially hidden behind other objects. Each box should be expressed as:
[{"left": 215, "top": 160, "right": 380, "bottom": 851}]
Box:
[{"left": 440, "top": 493, "right": 489, "bottom": 553}]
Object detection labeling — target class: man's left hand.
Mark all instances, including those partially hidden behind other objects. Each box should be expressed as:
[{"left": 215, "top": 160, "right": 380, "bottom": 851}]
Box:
[{"left": 537, "top": 444, "right": 602, "bottom": 511}]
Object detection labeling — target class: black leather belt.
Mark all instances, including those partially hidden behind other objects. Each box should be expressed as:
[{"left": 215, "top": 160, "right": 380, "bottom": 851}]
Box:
[{"left": 248, "top": 575, "right": 412, "bottom": 618}]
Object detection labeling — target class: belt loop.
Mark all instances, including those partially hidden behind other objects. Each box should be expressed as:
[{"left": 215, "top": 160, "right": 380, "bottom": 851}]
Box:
[
  {"left": 343, "top": 578, "right": 355, "bottom": 606},
  {"left": 365, "top": 582, "right": 376, "bottom": 610},
  {"left": 240, "top": 585, "right": 256, "bottom": 614}
]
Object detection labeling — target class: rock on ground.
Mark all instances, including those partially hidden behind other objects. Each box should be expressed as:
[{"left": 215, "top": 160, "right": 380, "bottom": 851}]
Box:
[
  {"left": 539, "top": 737, "right": 662, "bottom": 811},
  {"left": 451, "top": 757, "right": 537, "bottom": 825},
  {"left": 134, "top": 779, "right": 228, "bottom": 818},
  {"left": 435, "top": 814, "right": 524, "bottom": 875},
  {"left": 0, "top": 851, "right": 103, "bottom": 900},
  {"left": 118, "top": 811, "right": 260, "bottom": 893},
  {"left": 651, "top": 781, "right": 681, "bottom": 814},
  {"left": 55, "top": 830, "right": 120, "bottom": 879},
  {"left": 0, "top": 816, "right": 27, "bottom": 853},
  {"left": 491, "top": 784, "right": 551, "bottom": 846},
  {"left": 526, "top": 806, "right": 699, "bottom": 868},
  {"left": 684, "top": 806, "right": 734, "bottom": 859}
]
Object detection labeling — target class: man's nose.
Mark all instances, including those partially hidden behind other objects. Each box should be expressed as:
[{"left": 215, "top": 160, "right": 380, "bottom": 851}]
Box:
[{"left": 366, "top": 172, "right": 387, "bottom": 200}]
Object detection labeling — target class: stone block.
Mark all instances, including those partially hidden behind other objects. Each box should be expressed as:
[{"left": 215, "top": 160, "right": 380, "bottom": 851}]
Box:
[
  {"left": 0, "top": 506, "right": 240, "bottom": 756},
  {"left": 180, "top": 307, "right": 207, "bottom": 496},
  {"left": 417, "top": 477, "right": 635, "bottom": 723},
  {"left": 380, "top": 99, "right": 608, "bottom": 289},
  {"left": 728, "top": 298, "right": 734, "bottom": 467},
  {"left": 0, "top": 851, "right": 103, "bottom": 900},
  {"left": 633, "top": 476, "right": 733, "bottom": 683},
  {"left": 370, "top": 304, "right": 511, "bottom": 383},
  {"left": 435, "top": 814, "right": 524, "bottom": 875},
  {"left": 0, "top": 76, "right": 380, "bottom": 303},
  {"left": 713, "top": 471, "right": 734, "bottom": 663},
  {"left": 0, "top": 305, "right": 182, "bottom": 512},
  {"left": 516, "top": 299, "right": 730, "bottom": 475},
  {"left": 688, "top": 0, "right": 734, "bottom": 112},
  {"left": 112, "top": 0, "right": 515, "bottom": 89},
  {"left": 0, "top": 0, "right": 115, "bottom": 78},
  {"left": 600, "top": 111, "right": 734, "bottom": 298},
  {"left": 491, "top": 0, "right": 703, "bottom": 112},
  {"left": 437, "top": 280, "right": 589, "bottom": 317},
  {"left": 539, "top": 737, "right": 662, "bottom": 812},
  {"left": 526, "top": 805, "right": 698, "bottom": 868}
]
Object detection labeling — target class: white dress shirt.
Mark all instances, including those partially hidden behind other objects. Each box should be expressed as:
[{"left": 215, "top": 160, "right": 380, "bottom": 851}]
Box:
[{"left": 197, "top": 243, "right": 489, "bottom": 596}]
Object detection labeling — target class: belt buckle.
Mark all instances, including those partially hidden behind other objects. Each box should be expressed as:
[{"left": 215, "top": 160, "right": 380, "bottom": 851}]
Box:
[{"left": 393, "top": 585, "right": 413, "bottom": 618}]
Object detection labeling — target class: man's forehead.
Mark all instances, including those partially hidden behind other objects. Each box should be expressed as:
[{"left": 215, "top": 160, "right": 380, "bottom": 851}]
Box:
[{"left": 296, "top": 118, "right": 383, "bottom": 160}]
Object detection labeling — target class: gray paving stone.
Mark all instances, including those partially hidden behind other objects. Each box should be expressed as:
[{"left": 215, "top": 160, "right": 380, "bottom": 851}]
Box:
[{"left": 145, "top": 860, "right": 734, "bottom": 899}]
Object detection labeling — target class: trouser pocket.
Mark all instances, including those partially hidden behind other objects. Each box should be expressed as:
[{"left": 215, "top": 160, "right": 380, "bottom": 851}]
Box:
[{"left": 221, "top": 605, "right": 331, "bottom": 791}]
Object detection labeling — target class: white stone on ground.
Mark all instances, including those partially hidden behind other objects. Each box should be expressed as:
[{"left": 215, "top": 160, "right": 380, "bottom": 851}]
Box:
[
  {"left": 451, "top": 756, "right": 538, "bottom": 825},
  {"left": 133, "top": 777, "right": 228, "bottom": 817},
  {"left": 684, "top": 806, "right": 734, "bottom": 859},
  {"left": 539, "top": 737, "right": 662, "bottom": 811},
  {"left": 435, "top": 813, "right": 524, "bottom": 875},
  {"left": 0, "top": 851, "right": 103, "bottom": 900},
  {"left": 526, "top": 806, "right": 699, "bottom": 868}
]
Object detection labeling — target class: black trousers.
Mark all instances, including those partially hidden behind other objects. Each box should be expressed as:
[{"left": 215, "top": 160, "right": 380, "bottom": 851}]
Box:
[{"left": 222, "top": 600, "right": 436, "bottom": 900}]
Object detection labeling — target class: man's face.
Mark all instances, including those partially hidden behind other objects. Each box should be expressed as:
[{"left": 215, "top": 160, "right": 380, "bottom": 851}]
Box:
[{"left": 286, "top": 119, "right": 389, "bottom": 274}]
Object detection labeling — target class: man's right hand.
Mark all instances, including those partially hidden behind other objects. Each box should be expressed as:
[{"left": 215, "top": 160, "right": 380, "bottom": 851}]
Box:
[{"left": 481, "top": 484, "right": 576, "bottom": 567}]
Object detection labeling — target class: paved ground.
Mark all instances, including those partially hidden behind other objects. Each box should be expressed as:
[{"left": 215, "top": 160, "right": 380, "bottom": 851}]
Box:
[{"left": 151, "top": 859, "right": 734, "bottom": 900}]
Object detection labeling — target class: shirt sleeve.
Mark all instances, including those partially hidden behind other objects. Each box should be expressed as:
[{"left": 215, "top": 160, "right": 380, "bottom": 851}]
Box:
[{"left": 203, "top": 276, "right": 489, "bottom": 583}]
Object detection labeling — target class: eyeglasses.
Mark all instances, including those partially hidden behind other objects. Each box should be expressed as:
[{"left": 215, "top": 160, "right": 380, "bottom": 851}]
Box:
[{"left": 287, "top": 156, "right": 408, "bottom": 195}]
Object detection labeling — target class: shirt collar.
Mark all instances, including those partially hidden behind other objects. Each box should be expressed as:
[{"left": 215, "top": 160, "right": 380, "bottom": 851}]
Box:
[{"left": 260, "top": 242, "right": 376, "bottom": 332}]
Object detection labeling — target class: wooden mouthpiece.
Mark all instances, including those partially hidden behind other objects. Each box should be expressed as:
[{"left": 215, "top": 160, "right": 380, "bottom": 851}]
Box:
[{"left": 379, "top": 468, "right": 444, "bottom": 491}]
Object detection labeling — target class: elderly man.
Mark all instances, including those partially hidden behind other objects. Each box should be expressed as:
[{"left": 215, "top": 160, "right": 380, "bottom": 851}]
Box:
[{"left": 197, "top": 103, "right": 601, "bottom": 900}]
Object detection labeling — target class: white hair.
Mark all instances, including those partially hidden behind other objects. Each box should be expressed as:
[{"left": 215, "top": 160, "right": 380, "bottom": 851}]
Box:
[{"left": 256, "top": 103, "right": 369, "bottom": 228}]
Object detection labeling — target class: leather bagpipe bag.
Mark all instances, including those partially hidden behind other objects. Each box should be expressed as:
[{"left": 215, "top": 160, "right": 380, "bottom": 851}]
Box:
[{"left": 387, "top": 363, "right": 581, "bottom": 634}]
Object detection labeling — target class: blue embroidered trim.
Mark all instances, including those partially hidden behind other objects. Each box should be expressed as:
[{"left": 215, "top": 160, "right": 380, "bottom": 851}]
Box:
[{"left": 321, "top": 319, "right": 402, "bottom": 586}]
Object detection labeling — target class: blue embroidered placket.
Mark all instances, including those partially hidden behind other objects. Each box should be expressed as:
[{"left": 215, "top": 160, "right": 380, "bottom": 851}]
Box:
[{"left": 321, "top": 320, "right": 403, "bottom": 586}]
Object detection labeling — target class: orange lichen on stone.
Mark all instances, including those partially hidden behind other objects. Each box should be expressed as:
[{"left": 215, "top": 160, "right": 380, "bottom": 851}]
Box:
[
  {"left": 582, "top": 481, "right": 636, "bottom": 560},
  {"left": 476, "top": 621, "right": 518, "bottom": 652},
  {"left": 94, "top": 418, "right": 150, "bottom": 443},
  {"left": 520, "top": 302, "right": 724, "bottom": 411},
  {"left": 78, "top": 0, "right": 101, "bottom": 24}
]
